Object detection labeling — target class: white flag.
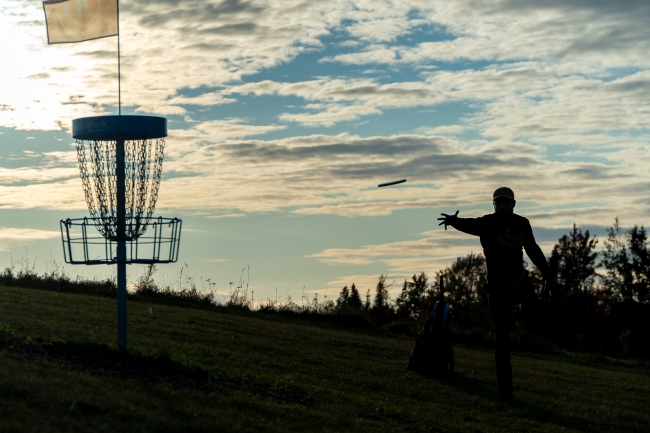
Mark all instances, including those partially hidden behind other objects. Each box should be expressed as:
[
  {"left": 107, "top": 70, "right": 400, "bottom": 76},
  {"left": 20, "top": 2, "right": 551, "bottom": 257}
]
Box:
[{"left": 43, "top": 0, "right": 118, "bottom": 44}]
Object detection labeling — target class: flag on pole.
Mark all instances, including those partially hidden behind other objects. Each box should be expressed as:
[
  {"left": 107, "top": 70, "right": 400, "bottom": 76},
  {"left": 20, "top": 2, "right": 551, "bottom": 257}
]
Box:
[{"left": 43, "top": 0, "right": 118, "bottom": 44}]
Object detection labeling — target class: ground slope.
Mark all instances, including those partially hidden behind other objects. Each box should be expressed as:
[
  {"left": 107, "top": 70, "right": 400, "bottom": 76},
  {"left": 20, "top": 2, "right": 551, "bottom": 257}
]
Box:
[{"left": 0, "top": 286, "right": 648, "bottom": 433}]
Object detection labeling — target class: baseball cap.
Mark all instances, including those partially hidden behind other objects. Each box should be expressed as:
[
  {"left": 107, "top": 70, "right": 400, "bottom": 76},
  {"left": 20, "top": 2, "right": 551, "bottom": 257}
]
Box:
[{"left": 493, "top": 187, "right": 515, "bottom": 201}]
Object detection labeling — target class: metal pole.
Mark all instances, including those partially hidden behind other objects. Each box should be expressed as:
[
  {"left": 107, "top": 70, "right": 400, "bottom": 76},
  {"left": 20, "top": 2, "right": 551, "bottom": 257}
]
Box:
[
  {"left": 116, "top": 138, "right": 127, "bottom": 349},
  {"left": 117, "top": 0, "right": 121, "bottom": 115}
]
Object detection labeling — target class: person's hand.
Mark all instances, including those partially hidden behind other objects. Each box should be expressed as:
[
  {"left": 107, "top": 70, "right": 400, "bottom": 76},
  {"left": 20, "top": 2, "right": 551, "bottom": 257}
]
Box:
[{"left": 437, "top": 210, "right": 459, "bottom": 230}]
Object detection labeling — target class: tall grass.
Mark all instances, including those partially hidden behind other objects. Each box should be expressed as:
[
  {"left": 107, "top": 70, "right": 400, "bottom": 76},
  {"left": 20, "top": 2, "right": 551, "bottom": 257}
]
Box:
[
  {"left": 0, "top": 256, "right": 116, "bottom": 298},
  {"left": 225, "top": 265, "right": 252, "bottom": 308},
  {"left": 133, "top": 263, "right": 217, "bottom": 306}
]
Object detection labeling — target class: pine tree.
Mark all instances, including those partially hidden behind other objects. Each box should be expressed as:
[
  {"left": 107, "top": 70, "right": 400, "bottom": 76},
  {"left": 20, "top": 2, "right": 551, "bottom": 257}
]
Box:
[
  {"left": 396, "top": 279, "right": 409, "bottom": 309},
  {"left": 373, "top": 274, "right": 389, "bottom": 308},
  {"left": 348, "top": 283, "right": 362, "bottom": 309},
  {"left": 336, "top": 285, "right": 350, "bottom": 307},
  {"left": 364, "top": 289, "right": 371, "bottom": 311},
  {"left": 408, "top": 272, "right": 428, "bottom": 317}
]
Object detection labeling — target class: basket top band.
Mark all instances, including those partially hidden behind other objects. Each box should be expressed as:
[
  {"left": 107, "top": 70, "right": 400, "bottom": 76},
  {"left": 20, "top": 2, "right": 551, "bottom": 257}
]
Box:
[{"left": 72, "top": 115, "right": 167, "bottom": 140}]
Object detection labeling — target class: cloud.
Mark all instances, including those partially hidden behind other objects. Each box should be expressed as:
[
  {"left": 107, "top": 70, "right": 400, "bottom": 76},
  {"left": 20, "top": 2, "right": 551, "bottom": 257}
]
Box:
[
  {"left": 193, "top": 119, "right": 286, "bottom": 138},
  {"left": 416, "top": 125, "right": 467, "bottom": 135},
  {"left": 227, "top": 78, "right": 446, "bottom": 126},
  {"left": 0, "top": 124, "right": 642, "bottom": 232},
  {"left": 0, "top": 167, "right": 78, "bottom": 184},
  {"left": 279, "top": 104, "right": 381, "bottom": 127},
  {"left": 0, "top": 179, "right": 85, "bottom": 210},
  {"left": 1, "top": 0, "right": 330, "bottom": 129},
  {"left": 0, "top": 227, "right": 61, "bottom": 250},
  {"left": 0, "top": 227, "right": 59, "bottom": 240},
  {"left": 141, "top": 129, "right": 641, "bottom": 228},
  {"left": 306, "top": 221, "right": 608, "bottom": 294},
  {"left": 165, "top": 92, "right": 236, "bottom": 107},
  {"left": 4, "top": 0, "right": 650, "bottom": 140},
  {"left": 26, "top": 73, "right": 50, "bottom": 79},
  {"left": 310, "top": 274, "right": 388, "bottom": 297},
  {"left": 323, "top": 1, "right": 650, "bottom": 67},
  {"left": 322, "top": 47, "right": 397, "bottom": 65},
  {"left": 133, "top": 0, "right": 267, "bottom": 28},
  {"left": 164, "top": 118, "right": 287, "bottom": 160},
  {"left": 307, "top": 230, "right": 480, "bottom": 266},
  {"left": 205, "top": 213, "right": 247, "bottom": 219},
  {"left": 2, "top": 1, "right": 649, "bottom": 229},
  {"left": 221, "top": 65, "right": 650, "bottom": 131}
]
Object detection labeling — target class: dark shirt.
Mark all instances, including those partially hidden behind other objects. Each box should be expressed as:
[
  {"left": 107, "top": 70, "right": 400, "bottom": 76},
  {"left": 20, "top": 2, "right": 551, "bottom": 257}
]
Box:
[{"left": 450, "top": 213, "right": 550, "bottom": 285}]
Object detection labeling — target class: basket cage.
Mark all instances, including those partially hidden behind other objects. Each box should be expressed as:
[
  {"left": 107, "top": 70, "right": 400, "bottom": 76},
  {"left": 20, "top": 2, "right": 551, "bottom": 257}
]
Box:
[
  {"left": 76, "top": 137, "right": 165, "bottom": 241},
  {"left": 61, "top": 216, "right": 182, "bottom": 265}
]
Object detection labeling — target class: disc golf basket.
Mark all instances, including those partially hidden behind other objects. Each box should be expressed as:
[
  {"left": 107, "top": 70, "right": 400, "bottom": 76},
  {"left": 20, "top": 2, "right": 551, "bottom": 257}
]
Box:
[{"left": 60, "top": 115, "right": 182, "bottom": 349}]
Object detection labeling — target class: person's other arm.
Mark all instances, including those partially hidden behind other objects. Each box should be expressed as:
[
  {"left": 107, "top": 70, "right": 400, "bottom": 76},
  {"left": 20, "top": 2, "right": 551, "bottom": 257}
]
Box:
[{"left": 523, "top": 220, "right": 551, "bottom": 279}]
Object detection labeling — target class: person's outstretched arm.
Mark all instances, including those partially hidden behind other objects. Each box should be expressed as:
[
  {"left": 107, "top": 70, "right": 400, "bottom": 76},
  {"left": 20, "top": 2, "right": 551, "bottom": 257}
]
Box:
[{"left": 438, "top": 211, "right": 484, "bottom": 236}]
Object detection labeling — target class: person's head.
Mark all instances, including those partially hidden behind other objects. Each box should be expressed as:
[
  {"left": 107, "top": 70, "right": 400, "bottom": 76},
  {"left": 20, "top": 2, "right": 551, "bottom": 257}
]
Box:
[{"left": 492, "top": 187, "right": 516, "bottom": 219}]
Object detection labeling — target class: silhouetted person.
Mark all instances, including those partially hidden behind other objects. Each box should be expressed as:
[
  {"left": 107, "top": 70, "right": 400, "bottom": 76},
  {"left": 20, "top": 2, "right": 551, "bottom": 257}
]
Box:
[{"left": 437, "top": 187, "right": 552, "bottom": 402}]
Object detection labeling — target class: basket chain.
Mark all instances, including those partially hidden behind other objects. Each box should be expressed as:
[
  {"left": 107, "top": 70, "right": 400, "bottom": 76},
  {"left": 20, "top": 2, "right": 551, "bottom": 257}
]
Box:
[{"left": 76, "top": 138, "right": 166, "bottom": 241}]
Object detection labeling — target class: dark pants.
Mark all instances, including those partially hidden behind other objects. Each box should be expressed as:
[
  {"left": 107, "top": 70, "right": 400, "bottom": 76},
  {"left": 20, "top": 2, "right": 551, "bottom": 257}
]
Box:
[
  {"left": 487, "top": 277, "right": 537, "bottom": 393},
  {"left": 488, "top": 291, "right": 514, "bottom": 392}
]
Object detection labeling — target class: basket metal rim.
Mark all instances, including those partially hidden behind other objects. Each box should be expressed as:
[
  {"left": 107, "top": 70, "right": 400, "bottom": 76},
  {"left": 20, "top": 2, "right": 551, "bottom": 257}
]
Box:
[
  {"left": 60, "top": 216, "right": 182, "bottom": 265},
  {"left": 72, "top": 115, "right": 167, "bottom": 140}
]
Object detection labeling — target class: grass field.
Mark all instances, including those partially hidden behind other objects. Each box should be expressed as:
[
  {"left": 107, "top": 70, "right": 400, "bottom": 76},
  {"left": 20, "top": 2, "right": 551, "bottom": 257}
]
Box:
[{"left": 0, "top": 285, "right": 648, "bottom": 432}]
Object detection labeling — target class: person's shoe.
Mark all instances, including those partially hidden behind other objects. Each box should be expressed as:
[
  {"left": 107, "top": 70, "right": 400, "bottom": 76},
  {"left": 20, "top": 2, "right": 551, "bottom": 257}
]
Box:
[
  {"left": 500, "top": 390, "right": 515, "bottom": 403},
  {"left": 498, "top": 386, "right": 515, "bottom": 403}
]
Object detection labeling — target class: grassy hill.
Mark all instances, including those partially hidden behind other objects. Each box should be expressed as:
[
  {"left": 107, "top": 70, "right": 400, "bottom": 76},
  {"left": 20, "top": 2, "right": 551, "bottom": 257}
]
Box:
[{"left": 0, "top": 285, "right": 648, "bottom": 433}]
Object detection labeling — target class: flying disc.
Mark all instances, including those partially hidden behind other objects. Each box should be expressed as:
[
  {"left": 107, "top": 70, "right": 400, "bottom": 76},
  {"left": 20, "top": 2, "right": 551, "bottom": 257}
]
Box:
[{"left": 378, "top": 179, "right": 407, "bottom": 188}]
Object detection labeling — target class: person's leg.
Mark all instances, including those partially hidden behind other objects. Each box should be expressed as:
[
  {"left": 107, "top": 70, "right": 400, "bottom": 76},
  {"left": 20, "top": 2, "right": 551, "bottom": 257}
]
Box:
[
  {"left": 514, "top": 279, "right": 543, "bottom": 334},
  {"left": 489, "top": 292, "right": 514, "bottom": 401}
]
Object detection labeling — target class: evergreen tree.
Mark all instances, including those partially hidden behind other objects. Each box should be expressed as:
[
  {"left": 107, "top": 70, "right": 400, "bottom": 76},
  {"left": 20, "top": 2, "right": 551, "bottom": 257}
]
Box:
[
  {"left": 396, "top": 279, "right": 409, "bottom": 309},
  {"left": 369, "top": 274, "right": 393, "bottom": 325},
  {"left": 348, "top": 283, "right": 363, "bottom": 309},
  {"left": 409, "top": 272, "right": 428, "bottom": 314},
  {"left": 335, "top": 284, "right": 363, "bottom": 314},
  {"left": 373, "top": 274, "right": 389, "bottom": 308},
  {"left": 364, "top": 289, "right": 371, "bottom": 311},
  {"left": 336, "top": 285, "right": 349, "bottom": 307}
]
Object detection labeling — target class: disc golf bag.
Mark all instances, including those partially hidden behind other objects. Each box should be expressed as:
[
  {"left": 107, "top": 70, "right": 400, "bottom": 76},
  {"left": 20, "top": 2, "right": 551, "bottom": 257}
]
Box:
[
  {"left": 432, "top": 300, "right": 452, "bottom": 330},
  {"left": 407, "top": 315, "right": 454, "bottom": 374}
]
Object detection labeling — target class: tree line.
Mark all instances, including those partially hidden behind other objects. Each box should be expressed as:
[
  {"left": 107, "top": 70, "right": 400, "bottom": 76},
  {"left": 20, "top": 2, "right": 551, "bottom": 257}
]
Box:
[{"left": 334, "top": 218, "right": 650, "bottom": 359}]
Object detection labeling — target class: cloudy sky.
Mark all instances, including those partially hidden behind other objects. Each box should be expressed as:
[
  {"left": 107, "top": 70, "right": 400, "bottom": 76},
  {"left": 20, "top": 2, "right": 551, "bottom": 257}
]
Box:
[{"left": 1, "top": 0, "right": 649, "bottom": 303}]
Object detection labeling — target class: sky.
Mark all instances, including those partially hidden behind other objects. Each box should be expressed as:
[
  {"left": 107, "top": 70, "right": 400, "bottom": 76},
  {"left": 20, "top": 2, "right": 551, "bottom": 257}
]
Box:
[{"left": 1, "top": 0, "right": 650, "bottom": 305}]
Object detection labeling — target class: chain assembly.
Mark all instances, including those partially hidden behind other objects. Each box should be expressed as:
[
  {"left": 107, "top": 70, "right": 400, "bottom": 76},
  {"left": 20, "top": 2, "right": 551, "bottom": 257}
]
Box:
[{"left": 75, "top": 138, "right": 166, "bottom": 241}]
